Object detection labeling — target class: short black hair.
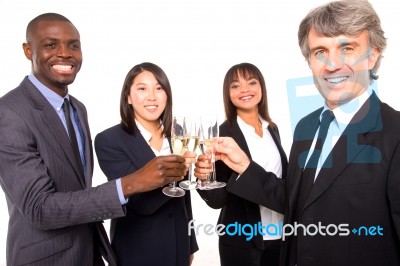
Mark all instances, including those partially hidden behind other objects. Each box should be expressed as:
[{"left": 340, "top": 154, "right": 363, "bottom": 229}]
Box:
[{"left": 26, "top": 13, "right": 72, "bottom": 42}]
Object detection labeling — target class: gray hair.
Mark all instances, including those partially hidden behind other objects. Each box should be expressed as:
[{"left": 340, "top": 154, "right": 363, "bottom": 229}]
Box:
[{"left": 298, "top": 0, "right": 386, "bottom": 80}]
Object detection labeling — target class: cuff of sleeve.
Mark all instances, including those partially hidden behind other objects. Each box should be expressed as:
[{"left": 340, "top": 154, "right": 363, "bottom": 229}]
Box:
[{"left": 116, "top": 178, "right": 129, "bottom": 205}]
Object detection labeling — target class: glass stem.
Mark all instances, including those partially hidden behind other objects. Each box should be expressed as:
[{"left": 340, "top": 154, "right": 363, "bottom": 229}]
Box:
[
  {"left": 188, "top": 163, "right": 195, "bottom": 183},
  {"left": 171, "top": 181, "right": 177, "bottom": 190},
  {"left": 210, "top": 152, "right": 216, "bottom": 182}
]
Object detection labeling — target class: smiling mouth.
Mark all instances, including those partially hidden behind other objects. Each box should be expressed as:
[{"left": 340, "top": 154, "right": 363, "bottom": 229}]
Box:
[
  {"left": 53, "top": 65, "right": 73, "bottom": 70},
  {"left": 145, "top": 105, "right": 158, "bottom": 111},
  {"left": 325, "top": 76, "right": 349, "bottom": 83},
  {"left": 239, "top": 95, "right": 253, "bottom": 100}
]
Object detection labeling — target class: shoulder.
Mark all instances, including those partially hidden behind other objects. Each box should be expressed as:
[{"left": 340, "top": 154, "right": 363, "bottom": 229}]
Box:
[
  {"left": 220, "top": 119, "right": 238, "bottom": 136},
  {"left": 95, "top": 124, "right": 128, "bottom": 145},
  {"left": 0, "top": 78, "right": 30, "bottom": 108},
  {"left": 297, "top": 107, "right": 323, "bottom": 127},
  {"left": 380, "top": 101, "right": 400, "bottom": 133},
  {"left": 220, "top": 120, "right": 230, "bottom": 131}
]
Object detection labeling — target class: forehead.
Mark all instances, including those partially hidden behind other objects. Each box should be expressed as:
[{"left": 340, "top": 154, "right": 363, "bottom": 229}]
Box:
[
  {"left": 307, "top": 27, "right": 369, "bottom": 48},
  {"left": 232, "top": 69, "right": 257, "bottom": 81},
  {"left": 30, "top": 20, "right": 80, "bottom": 41},
  {"left": 133, "top": 70, "right": 157, "bottom": 83}
]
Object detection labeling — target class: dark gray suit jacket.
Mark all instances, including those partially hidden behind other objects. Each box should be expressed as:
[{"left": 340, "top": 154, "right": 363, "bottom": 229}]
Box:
[
  {"left": 228, "top": 92, "right": 400, "bottom": 266},
  {"left": 0, "top": 77, "right": 125, "bottom": 265}
]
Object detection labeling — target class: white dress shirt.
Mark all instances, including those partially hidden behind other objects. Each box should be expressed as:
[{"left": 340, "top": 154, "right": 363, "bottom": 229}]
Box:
[
  {"left": 136, "top": 121, "right": 171, "bottom": 156},
  {"left": 305, "top": 89, "right": 371, "bottom": 180},
  {"left": 237, "top": 116, "right": 284, "bottom": 240}
]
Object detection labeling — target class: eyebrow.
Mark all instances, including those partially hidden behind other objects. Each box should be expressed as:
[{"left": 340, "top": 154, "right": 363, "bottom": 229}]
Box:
[{"left": 134, "top": 82, "right": 160, "bottom": 86}]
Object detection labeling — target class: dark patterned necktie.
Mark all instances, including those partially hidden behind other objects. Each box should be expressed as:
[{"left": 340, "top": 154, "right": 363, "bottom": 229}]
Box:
[
  {"left": 62, "top": 98, "right": 84, "bottom": 177},
  {"left": 296, "top": 110, "right": 334, "bottom": 218}
]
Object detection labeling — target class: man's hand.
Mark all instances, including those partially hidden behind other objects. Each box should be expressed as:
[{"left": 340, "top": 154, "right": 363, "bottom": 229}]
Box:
[
  {"left": 121, "top": 155, "right": 187, "bottom": 197},
  {"left": 214, "top": 137, "right": 250, "bottom": 174}
]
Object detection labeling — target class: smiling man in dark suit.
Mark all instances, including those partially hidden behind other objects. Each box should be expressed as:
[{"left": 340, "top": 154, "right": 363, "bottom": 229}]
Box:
[
  {"left": 200, "top": 1, "right": 400, "bottom": 265},
  {"left": 0, "top": 13, "right": 188, "bottom": 266}
]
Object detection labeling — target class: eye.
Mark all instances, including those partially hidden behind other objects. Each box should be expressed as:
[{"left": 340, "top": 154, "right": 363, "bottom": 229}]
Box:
[
  {"left": 230, "top": 83, "right": 239, "bottom": 89},
  {"left": 249, "top": 80, "right": 258, "bottom": 86},
  {"left": 156, "top": 86, "right": 163, "bottom": 91},
  {"left": 314, "top": 49, "right": 326, "bottom": 58},
  {"left": 137, "top": 87, "right": 146, "bottom": 91},
  {"left": 44, "top": 43, "right": 56, "bottom": 49},
  {"left": 70, "top": 43, "right": 81, "bottom": 49},
  {"left": 341, "top": 46, "right": 354, "bottom": 54}
]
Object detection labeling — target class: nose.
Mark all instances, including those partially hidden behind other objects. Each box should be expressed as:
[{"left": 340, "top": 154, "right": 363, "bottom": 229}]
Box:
[
  {"left": 57, "top": 44, "right": 71, "bottom": 58},
  {"left": 148, "top": 89, "right": 157, "bottom": 100},
  {"left": 325, "top": 51, "right": 343, "bottom": 71},
  {"left": 240, "top": 85, "right": 249, "bottom": 93}
]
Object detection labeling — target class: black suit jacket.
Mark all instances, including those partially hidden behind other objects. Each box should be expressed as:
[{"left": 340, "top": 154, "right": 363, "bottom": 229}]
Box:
[
  {"left": 198, "top": 118, "right": 288, "bottom": 249},
  {"left": 95, "top": 124, "right": 198, "bottom": 266},
  {"left": 228, "top": 92, "right": 400, "bottom": 266}
]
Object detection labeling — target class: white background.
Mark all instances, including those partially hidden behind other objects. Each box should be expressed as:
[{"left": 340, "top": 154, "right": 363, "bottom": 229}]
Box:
[{"left": 0, "top": 0, "right": 399, "bottom": 265}]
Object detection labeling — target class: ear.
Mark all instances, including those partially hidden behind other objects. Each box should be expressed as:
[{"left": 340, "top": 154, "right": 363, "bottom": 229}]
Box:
[
  {"left": 368, "top": 47, "right": 381, "bottom": 70},
  {"left": 22, "top": 42, "right": 33, "bottom": 60},
  {"left": 127, "top": 95, "right": 132, "bottom": 105}
]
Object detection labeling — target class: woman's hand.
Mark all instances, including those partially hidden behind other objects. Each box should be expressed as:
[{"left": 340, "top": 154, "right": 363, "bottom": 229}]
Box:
[{"left": 193, "top": 153, "right": 212, "bottom": 180}]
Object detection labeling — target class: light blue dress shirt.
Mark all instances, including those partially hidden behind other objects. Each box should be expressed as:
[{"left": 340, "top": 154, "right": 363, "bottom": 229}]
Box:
[{"left": 28, "top": 74, "right": 127, "bottom": 205}]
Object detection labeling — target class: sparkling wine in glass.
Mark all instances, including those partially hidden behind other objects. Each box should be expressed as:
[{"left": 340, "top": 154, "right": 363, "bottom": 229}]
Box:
[
  {"left": 201, "top": 115, "right": 226, "bottom": 189},
  {"left": 179, "top": 116, "right": 200, "bottom": 190},
  {"left": 162, "top": 116, "right": 186, "bottom": 197}
]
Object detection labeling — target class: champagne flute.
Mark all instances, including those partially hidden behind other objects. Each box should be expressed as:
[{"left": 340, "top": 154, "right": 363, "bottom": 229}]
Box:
[
  {"left": 201, "top": 115, "right": 226, "bottom": 189},
  {"left": 162, "top": 116, "right": 186, "bottom": 197},
  {"left": 197, "top": 124, "right": 212, "bottom": 190},
  {"left": 179, "top": 116, "right": 200, "bottom": 190}
]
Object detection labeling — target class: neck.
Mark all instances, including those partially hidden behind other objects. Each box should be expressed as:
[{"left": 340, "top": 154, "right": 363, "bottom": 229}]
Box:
[
  {"left": 137, "top": 118, "right": 161, "bottom": 136},
  {"left": 237, "top": 109, "right": 260, "bottom": 127}
]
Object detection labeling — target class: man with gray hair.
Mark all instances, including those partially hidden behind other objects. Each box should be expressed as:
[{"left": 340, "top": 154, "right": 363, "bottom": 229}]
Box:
[{"left": 204, "top": 1, "right": 400, "bottom": 265}]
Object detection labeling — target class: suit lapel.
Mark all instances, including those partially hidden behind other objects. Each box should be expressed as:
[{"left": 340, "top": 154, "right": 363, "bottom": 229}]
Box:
[
  {"left": 122, "top": 129, "right": 157, "bottom": 169},
  {"left": 25, "top": 79, "right": 86, "bottom": 188},
  {"left": 303, "top": 93, "right": 382, "bottom": 210},
  {"left": 226, "top": 120, "right": 252, "bottom": 158},
  {"left": 268, "top": 126, "right": 289, "bottom": 178}
]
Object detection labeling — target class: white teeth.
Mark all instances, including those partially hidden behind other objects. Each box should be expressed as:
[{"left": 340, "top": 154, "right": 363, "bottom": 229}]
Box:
[
  {"left": 326, "top": 77, "right": 347, "bottom": 83},
  {"left": 240, "top": 96, "right": 252, "bottom": 100},
  {"left": 53, "top": 65, "right": 72, "bottom": 70}
]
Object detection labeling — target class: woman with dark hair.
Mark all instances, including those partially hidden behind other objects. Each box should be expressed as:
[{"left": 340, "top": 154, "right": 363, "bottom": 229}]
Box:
[
  {"left": 196, "top": 63, "right": 287, "bottom": 266},
  {"left": 95, "top": 62, "right": 198, "bottom": 266}
]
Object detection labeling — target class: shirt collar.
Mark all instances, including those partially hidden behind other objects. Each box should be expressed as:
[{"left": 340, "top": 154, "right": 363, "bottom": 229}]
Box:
[
  {"left": 237, "top": 115, "right": 269, "bottom": 133},
  {"left": 322, "top": 89, "right": 371, "bottom": 131},
  {"left": 135, "top": 119, "right": 163, "bottom": 143},
  {"left": 28, "top": 73, "right": 68, "bottom": 112}
]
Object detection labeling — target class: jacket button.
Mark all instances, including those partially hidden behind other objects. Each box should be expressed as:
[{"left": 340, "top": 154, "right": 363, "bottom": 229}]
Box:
[{"left": 168, "top": 213, "right": 174, "bottom": 218}]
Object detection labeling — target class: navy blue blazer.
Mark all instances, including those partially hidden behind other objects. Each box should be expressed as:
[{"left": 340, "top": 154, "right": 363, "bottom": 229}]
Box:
[
  {"left": 197, "top": 118, "right": 288, "bottom": 250},
  {"left": 95, "top": 124, "right": 198, "bottom": 266}
]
